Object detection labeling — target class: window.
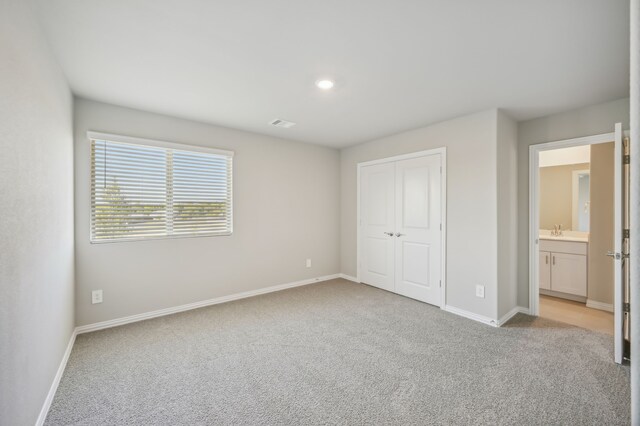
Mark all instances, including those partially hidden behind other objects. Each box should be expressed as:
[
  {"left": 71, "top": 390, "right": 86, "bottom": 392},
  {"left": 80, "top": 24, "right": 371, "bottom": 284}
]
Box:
[{"left": 89, "top": 132, "right": 233, "bottom": 242}]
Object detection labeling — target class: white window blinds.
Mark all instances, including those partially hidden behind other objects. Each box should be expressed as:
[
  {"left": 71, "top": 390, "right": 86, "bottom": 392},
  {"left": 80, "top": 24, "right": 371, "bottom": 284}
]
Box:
[{"left": 90, "top": 133, "right": 233, "bottom": 242}]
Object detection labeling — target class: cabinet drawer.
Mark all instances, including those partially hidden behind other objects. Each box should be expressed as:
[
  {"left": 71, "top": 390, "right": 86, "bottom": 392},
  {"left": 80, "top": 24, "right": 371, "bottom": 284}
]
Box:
[{"left": 539, "top": 240, "right": 587, "bottom": 255}]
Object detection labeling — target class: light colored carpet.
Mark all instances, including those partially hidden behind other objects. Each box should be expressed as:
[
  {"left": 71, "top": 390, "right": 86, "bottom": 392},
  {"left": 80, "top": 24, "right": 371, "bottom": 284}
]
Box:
[{"left": 45, "top": 279, "right": 630, "bottom": 425}]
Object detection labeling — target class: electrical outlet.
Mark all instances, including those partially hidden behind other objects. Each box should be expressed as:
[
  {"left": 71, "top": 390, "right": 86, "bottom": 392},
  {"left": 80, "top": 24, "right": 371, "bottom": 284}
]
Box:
[
  {"left": 306, "top": 258, "right": 312, "bottom": 268},
  {"left": 475, "top": 285, "right": 485, "bottom": 298},
  {"left": 92, "top": 290, "right": 103, "bottom": 304}
]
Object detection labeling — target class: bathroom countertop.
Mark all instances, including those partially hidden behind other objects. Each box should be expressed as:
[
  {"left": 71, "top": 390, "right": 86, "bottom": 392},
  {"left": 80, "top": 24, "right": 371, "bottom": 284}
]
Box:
[
  {"left": 539, "top": 230, "right": 589, "bottom": 243},
  {"left": 539, "top": 235, "right": 589, "bottom": 243}
]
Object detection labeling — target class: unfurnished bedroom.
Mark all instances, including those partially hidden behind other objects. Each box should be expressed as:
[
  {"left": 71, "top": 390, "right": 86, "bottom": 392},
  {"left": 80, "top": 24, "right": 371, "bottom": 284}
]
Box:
[{"left": 1, "top": 1, "right": 639, "bottom": 425}]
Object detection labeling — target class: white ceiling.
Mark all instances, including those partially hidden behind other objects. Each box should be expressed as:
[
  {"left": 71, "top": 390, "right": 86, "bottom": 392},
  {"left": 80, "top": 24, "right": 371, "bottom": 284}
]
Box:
[{"left": 37, "top": 0, "right": 630, "bottom": 148}]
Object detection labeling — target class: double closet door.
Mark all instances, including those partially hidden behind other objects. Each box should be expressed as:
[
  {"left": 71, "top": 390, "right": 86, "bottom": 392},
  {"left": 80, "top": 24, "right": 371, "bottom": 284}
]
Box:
[{"left": 359, "top": 152, "right": 443, "bottom": 307}]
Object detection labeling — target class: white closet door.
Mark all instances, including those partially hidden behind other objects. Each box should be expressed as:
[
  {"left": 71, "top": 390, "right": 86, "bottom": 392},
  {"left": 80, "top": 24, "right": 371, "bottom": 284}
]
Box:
[
  {"left": 360, "top": 162, "right": 396, "bottom": 292},
  {"left": 394, "top": 154, "right": 442, "bottom": 306}
]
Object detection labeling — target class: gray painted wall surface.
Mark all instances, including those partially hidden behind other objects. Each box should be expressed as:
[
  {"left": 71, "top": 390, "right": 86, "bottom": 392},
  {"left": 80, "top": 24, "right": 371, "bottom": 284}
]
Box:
[
  {"left": 0, "top": 1, "right": 75, "bottom": 424},
  {"left": 74, "top": 98, "right": 340, "bottom": 326},
  {"left": 516, "top": 97, "right": 629, "bottom": 308},
  {"left": 496, "top": 111, "right": 519, "bottom": 319},
  {"left": 340, "top": 110, "right": 500, "bottom": 320}
]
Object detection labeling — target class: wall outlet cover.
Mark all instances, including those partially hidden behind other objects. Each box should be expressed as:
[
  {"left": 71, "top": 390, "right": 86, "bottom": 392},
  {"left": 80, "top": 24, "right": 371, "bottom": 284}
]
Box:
[
  {"left": 92, "top": 289, "right": 103, "bottom": 304},
  {"left": 475, "top": 285, "right": 485, "bottom": 298},
  {"left": 306, "top": 259, "right": 312, "bottom": 268}
]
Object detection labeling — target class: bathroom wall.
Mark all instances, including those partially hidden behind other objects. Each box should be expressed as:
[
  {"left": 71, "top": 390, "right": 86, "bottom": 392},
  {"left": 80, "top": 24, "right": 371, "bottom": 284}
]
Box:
[
  {"left": 539, "top": 162, "right": 590, "bottom": 230},
  {"left": 588, "top": 142, "right": 614, "bottom": 305}
]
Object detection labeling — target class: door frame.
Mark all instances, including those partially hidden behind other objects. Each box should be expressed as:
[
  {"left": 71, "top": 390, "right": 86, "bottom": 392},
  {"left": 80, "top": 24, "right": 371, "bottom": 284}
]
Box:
[
  {"left": 356, "top": 147, "right": 447, "bottom": 308},
  {"left": 529, "top": 131, "right": 618, "bottom": 317}
]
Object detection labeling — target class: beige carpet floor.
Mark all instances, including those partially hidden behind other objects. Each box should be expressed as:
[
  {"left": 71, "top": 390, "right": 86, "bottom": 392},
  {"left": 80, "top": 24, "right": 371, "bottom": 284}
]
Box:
[{"left": 45, "top": 279, "right": 630, "bottom": 425}]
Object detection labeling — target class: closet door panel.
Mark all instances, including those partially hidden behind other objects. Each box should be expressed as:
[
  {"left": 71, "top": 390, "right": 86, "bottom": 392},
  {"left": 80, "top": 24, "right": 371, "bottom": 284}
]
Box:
[
  {"left": 394, "top": 154, "right": 442, "bottom": 306},
  {"left": 359, "top": 162, "right": 396, "bottom": 292}
]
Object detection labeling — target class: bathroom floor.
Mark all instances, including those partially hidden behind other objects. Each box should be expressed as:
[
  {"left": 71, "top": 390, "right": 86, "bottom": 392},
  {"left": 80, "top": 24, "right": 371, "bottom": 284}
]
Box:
[{"left": 539, "top": 295, "right": 614, "bottom": 334}]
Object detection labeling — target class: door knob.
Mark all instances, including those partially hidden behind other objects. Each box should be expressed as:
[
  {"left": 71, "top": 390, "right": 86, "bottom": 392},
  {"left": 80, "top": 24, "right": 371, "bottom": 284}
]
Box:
[
  {"left": 383, "top": 232, "right": 394, "bottom": 236},
  {"left": 395, "top": 233, "right": 405, "bottom": 237},
  {"left": 606, "top": 250, "right": 621, "bottom": 260}
]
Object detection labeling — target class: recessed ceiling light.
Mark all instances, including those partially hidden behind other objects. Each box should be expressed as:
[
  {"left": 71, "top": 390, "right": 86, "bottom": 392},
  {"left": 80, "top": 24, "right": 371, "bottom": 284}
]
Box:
[{"left": 316, "top": 79, "right": 334, "bottom": 90}]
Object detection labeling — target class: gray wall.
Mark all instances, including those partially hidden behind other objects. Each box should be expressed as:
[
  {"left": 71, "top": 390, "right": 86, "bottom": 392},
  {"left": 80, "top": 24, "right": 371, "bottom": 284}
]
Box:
[
  {"left": 496, "top": 111, "right": 519, "bottom": 319},
  {"left": 340, "top": 110, "right": 500, "bottom": 320},
  {"left": 74, "top": 98, "right": 340, "bottom": 326},
  {"left": 0, "top": 1, "right": 75, "bottom": 424},
  {"left": 517, "top": 97, "right": 629, "bottom": 308}
]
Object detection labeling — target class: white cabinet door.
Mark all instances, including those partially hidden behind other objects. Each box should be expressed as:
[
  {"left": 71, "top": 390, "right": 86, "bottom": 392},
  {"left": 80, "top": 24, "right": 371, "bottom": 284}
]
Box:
[
  {"left": 394, "top": 154, "right": 442, "bottom": 306},
  {"left": 360, "top": 162, "right": 396, "bottom": 292},
  {"left": 539, "top": 251, "right": 551, "bottom": 290},
  {"left": 550, "top": 253, "right": 587, "bottom": 297}
]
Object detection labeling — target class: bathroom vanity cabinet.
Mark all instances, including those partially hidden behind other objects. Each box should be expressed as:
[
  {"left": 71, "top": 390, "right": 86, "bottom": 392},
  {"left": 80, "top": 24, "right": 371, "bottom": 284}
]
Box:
[{"left": 539, "top": 239, "right": 587, "bottom": 298}]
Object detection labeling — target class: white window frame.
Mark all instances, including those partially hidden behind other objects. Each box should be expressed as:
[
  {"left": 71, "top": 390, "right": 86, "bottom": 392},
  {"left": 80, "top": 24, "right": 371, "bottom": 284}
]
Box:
[{"left": 88, "top": 131, "right": 234, "bottom": 243}]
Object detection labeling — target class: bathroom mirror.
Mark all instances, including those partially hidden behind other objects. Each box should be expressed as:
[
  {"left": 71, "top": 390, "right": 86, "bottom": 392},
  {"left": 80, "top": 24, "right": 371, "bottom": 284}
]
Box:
[{"left": 572, "top": 170, "right": 590, "bottom": 232}]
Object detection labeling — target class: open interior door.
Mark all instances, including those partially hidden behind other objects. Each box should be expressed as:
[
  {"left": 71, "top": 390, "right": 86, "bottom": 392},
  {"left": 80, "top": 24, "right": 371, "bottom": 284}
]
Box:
[
  {"left": 622, "top": 132, "right": 631, "bottom": 361},
  {"left": 611, "top": 122, "right": 628, "bottom": 364}
]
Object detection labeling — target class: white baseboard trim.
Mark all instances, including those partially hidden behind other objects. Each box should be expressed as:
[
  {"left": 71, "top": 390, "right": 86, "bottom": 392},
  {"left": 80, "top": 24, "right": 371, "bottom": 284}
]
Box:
[
  {"left": 539, "top": 288, "right": 586, "bottom": 303},
  {"left": 338, "top": 273, "right": 359, "bottom": 283},
  {"left": 36, "top": 329, "right": 77, "bottom": 426},
  {"left": 497, "top": 306, "right": 529, "bottom": 326},
  {"left": 76, "top": 274, "right": 340, "bottom": 335},
  {"left": 443, "top": 305, "right": 498, "bottom": 327},
  {"left": 586, "top": 299, "right": 614, "bottom": 312}
]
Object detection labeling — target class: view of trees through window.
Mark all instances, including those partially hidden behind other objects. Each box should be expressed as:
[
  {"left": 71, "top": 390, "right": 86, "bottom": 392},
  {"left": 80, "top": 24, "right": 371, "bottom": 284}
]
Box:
[{"left": 91, "top": 137, "right": 232, "bottom": 241}]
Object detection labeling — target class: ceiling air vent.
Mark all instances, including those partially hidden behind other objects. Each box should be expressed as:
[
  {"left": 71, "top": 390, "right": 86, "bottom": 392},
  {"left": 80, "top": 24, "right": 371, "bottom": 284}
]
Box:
[{"left": 269, "top": 119, "right": 296, "bottom": 129}]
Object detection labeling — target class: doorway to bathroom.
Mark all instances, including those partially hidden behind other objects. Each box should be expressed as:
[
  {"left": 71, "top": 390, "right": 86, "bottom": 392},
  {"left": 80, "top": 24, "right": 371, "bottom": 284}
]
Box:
[{"left": 529, "top": 123, "right": 629, "bottom": 364}]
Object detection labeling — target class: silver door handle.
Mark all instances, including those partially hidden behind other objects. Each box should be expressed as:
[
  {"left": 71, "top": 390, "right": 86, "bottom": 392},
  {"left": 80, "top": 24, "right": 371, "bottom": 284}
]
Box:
[
  {"left": 395, "top": 233, "right": 405, "bottom": 237},
  {"left": 607, "top": 250, "right": 621, "bottom": 259},
  {"left": 383, "top": 232, "right": 394, "bottom": 236}
]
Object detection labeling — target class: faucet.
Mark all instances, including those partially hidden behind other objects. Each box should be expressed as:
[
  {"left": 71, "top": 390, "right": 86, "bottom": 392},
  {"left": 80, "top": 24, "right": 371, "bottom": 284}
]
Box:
[{"left": 551, "top": 224, "right": 563, "bottom": 237}]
